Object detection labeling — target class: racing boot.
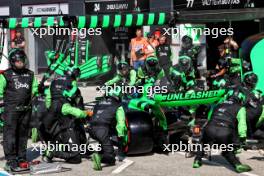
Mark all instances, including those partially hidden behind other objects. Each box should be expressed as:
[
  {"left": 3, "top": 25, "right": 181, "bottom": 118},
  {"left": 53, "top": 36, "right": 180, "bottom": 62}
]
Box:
[
  {"left": 42, "top": 149, "right": 54, "bottom": 163},
  {"left": 4, "top": 160, "right": 19, "bottom": 172},
  {"left": 235, "top": 164, "right": 252, "bottom": 173},
  {"left": 193, "top": 159, "right": 202, "bottom": 168},
  {"left": 92, "top": 153, "right": 102, "bottom": 171}
]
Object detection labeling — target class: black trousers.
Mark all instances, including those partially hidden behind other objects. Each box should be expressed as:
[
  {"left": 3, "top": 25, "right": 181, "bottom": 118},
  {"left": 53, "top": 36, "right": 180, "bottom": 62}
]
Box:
[
  {"left": 161, "top": 64, "right": 171, "bottom": 80},
  {"left": 88, "top": 124, "right": 115, "bottom": 164},
  {"left": 195, "top": 121, "right": 241, "bottom": 167},
  {"left": 3, "top": 110, "right": 31, "bottom": 161},
  {"left": 52, "top": 127, "right": 82, "bottom": 164},
  {"left": 46, "top": 118, "right": 86, "bottom": 163}
]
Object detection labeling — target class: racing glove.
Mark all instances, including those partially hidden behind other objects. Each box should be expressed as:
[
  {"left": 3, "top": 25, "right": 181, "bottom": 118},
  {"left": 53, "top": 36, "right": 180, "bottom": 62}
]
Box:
[{"left": 62, "top": 103, "right": 87, "bottom": 119}]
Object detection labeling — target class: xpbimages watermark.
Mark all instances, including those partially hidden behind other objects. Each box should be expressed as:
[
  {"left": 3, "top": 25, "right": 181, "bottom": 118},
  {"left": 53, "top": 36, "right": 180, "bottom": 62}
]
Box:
[
  {"left": 30, "top": 27, "right": 102, "bottom": 38},
  {"left": 162, "top": 27, "right": 234, "bottom": 39},
  {"left": 97, "top": 83, "right": 168, "bottom": 97},
  {"left": 163, "top": 142, "right": 234, "bottom": 154},
  {"left": 31, "top": 141, "right": 102, "bottom": 155}
]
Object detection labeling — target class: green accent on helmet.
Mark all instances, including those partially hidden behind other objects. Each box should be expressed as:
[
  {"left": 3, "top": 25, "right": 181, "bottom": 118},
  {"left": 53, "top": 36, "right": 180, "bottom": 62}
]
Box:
[
  {"left": 8, "top": 48, "right": 27, "bottom": 65},
  {"left": 179, "top": 55, "right": 191, "bottom": 60},
  {"left": 146, "top": 56, "right": 158, "bottom": 62},
  {"left": 8, "top": 48, "right": 20, "bottom": 59},
  {"left": 117, "top": 61, "right": 129, "bottom": 73},
  {"left": 242, "top": 71, "right": 254, "bottom": 81},
  {"left": 242, "top": 71, "right": 258, "bottom": 90},
  {"left": 170, "top": 68, "right": 187, "bottom": 86},
  {"left": 145, "top": 57, "right": 160, "bottom": 75}
]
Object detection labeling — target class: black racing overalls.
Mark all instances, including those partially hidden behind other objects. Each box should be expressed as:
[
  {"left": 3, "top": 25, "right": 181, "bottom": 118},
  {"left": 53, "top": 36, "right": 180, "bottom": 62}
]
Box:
[
  {"left": 156, "top": 44, "right": 172, "bottom": 79},
  {"left": 195, "top": 100, "right": 244, "bottom": 167},
  {"left": 2, "top": 68, "right": 34, "bottom": 161},
  {"left": 245, "top": 91, "right": 263, "bottom": 137},
  {"left": 43, "top": 76, "right": 86, "bottom": 164},
  {"left": 88, "top": 97, "right": 121, "bottom": 164}
]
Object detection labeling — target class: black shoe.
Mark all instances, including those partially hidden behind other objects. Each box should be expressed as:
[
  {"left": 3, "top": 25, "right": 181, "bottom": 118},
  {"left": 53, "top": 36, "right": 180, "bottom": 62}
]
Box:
[
  {"left": 155, "top": 130, "right": 169, "bottom": 154},
  {"left": 4, "top": 160, "right": 19, "bottom": 172},
  {"left": 101, "top": 157, "right": 116, "bottom": 166}
]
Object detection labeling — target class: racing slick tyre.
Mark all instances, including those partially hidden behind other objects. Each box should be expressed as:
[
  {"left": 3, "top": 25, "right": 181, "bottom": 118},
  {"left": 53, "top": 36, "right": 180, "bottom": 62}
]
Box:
[{"left": 125, "top": 111, "right": 154, "bottom": 155}]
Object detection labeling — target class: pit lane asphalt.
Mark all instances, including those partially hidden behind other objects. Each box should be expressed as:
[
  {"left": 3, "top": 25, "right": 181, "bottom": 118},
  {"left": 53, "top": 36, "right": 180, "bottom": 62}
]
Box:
[{"left": 0, "top": 86, "right": 263, "bottom": 176}]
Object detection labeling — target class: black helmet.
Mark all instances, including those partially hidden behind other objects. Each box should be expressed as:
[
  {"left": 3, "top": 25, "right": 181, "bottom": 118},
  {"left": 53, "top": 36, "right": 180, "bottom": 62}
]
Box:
[
  {"left": 243, "top": 72, "right": 258, "bottom": 90},
  {"left": 178, "top": 55, "right": 192, "bottom": 73},
  {"left": 117, "top": 61, "right": 130, "bottom": 76},
  {"left": 145, "top": 57, "right": 160, "bottom": 76},
  {"left": 65, "top": 67, "right": 81, "bottom": 79},
  {"left": 181, "top": 35, "right": 193, "bottom": 49},
  {"left": 8, "top": 49, "right": 27, "bottom": 69},
  {"left": 170, "top": 69, "right": 182, "bottom": 88},
  {"left": 218, "top": 58, "right": 228, "bottom": 69}
]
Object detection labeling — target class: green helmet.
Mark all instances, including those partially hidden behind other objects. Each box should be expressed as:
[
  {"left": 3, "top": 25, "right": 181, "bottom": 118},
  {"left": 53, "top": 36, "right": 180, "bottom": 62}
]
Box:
[
  {"left": 145, "top": 57, "right": 160, "bottom": 76},
  {"left": 117, "top": 61, "right": 130, "bottom": 76},
  {"left": 8, "top": 49, "right": 27, "bottom": 70},
  {"left": 170, "top": 69, "right": 183, "bottom": 88},
  {"left": 243, "top": 71, "right": 258, "bottom": 90},
  {"left": 181, "top": 35, "right": 193, "bottom": 49},
  {"left": 178, "top": 55, "right": 192, "bottom": 73}
]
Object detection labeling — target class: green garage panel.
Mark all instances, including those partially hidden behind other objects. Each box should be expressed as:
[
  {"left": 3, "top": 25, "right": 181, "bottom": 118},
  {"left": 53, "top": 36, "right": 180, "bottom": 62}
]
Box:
[{"left": 250, "top": 38, "right": 264, "bottom": 94}]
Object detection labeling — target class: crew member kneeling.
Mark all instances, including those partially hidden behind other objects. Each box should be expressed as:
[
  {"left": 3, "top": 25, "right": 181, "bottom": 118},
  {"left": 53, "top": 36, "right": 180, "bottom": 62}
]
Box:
[
  {"left": 42, "top": 68, "right": 87, "bottom": 164},
  {"left": 193, "top": 89, "right": 252, "bottom": 173}
]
